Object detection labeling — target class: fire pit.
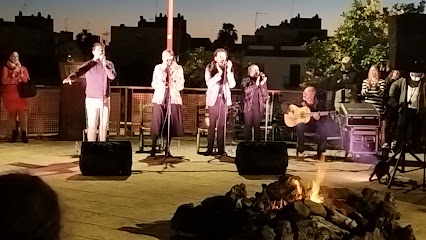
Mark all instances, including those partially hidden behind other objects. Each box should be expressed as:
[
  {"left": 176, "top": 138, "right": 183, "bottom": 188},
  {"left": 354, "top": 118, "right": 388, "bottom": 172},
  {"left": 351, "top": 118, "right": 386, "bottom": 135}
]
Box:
[{"left": 171, "top": 173, "right": 415, "bottom": 240}]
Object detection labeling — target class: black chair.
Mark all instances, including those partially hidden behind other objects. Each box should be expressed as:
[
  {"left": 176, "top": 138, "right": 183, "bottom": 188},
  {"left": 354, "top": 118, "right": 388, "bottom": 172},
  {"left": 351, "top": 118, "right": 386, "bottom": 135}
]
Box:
[
  {"left": 136, "top": 103, "right": 163, "bottom": 153},
  {"left": 196, "top": 104, "right": 211, "bottom": 153}
]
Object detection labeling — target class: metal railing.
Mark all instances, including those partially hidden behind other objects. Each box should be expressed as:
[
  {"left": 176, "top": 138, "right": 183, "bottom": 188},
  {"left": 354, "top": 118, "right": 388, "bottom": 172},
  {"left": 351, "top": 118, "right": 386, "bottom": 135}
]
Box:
[
  {"left": 0, "top": 85, "right": 302, "bottom": 137},
  {"left": 0, "top": 86, "right": 60, "bottom": 137}
]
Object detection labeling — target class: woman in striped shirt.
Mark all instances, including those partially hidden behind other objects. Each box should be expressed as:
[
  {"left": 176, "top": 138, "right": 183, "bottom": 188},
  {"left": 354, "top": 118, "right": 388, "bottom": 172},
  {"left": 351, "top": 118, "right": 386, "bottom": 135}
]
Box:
[{"left": 361, "top": 65, "right": 386, "bottom": 115}]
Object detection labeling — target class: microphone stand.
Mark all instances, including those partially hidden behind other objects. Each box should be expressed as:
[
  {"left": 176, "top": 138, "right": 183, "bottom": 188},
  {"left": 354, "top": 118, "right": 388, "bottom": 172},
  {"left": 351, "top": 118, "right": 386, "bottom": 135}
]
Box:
[
  {"left": 219, "top": 62, "right": 229, "bottom": 158},
  {"left": 161, "top": 65, "right": 173, "bottom": 164},
  {"left": 100, "top": 57, "right": 105, "bottom": 142},
  {"left": 224, "top": 63, "right": 228, "bottom": 156}
]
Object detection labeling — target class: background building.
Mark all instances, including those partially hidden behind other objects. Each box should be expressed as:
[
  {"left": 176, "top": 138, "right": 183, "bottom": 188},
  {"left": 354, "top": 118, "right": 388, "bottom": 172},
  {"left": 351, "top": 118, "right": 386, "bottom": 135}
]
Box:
[
  {"left": 0, "top": 11, "right": 57, "bottom": 85},
  {"left": 241, "top": 14, "right": 327, "bottom": 89},
  {"left": 110, "top": 13, "right": 191, "bottom": 86}
]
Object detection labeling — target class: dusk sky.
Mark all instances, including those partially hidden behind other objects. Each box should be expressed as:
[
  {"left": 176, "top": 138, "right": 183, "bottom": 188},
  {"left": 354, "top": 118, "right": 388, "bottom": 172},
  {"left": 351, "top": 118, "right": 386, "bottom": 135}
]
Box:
[{"left": 0, "top": 0, "right": 420, "bottom": 43}]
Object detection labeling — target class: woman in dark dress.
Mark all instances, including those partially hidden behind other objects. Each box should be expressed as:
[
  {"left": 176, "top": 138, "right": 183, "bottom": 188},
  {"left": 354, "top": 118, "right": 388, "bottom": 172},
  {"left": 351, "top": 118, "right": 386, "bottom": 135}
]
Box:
[{"left": 241, "top": 64, "right": 268, "bottom": 142}]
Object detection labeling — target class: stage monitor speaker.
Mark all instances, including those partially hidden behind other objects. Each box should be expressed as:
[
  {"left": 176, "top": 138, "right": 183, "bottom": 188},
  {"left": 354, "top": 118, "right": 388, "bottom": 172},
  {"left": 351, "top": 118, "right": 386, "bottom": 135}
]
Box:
[
  {"left": 389, "top": 13, "right": 426, "bottom": 71},
  {"left": 80, "top": 141, "right": 132, "bottom": 176},
  {"left": 235, "top": 142, "right": 288, "bottom": 175}
]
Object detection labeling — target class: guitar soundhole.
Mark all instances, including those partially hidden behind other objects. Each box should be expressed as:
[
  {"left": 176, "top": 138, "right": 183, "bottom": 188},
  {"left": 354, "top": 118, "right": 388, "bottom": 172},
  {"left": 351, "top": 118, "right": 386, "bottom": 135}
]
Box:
[{"left": 300, "top": 112, "right": 306, "bottom": 119}]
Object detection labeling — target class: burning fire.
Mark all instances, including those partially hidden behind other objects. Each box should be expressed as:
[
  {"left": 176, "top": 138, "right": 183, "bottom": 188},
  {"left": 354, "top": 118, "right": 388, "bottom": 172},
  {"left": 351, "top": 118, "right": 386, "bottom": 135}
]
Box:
[
  {"left": 291, "top": 178, "right": 304, "bottom": 201},
  {"left": 269, "top": 156, "right": 327, "bottom": 210},
  {"left": 308, "top": 155, "right": 326, "bottom": 203},
  {"left": 271, "top": 199, "right": 287, "bottom": 209}
]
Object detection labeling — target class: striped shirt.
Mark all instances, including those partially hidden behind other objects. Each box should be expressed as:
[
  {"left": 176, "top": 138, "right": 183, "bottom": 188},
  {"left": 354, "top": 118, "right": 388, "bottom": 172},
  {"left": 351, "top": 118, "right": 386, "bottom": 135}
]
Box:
[{"left": 361, "top": 79, "right": 386, "bottom": 114}]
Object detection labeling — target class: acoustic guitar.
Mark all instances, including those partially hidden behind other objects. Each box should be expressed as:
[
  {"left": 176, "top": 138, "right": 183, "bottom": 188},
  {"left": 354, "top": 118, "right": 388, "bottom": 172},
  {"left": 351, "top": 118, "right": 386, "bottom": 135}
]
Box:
[{"left": 284, "top": 104, "right": 336, "bottom": 127}]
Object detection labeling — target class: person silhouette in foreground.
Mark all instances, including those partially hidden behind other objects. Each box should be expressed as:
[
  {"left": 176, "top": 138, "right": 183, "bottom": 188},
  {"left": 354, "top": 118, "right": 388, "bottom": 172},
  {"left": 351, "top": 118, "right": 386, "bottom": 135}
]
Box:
[{"left": 0, "top": 173, "right": 61, "bottom": 240}]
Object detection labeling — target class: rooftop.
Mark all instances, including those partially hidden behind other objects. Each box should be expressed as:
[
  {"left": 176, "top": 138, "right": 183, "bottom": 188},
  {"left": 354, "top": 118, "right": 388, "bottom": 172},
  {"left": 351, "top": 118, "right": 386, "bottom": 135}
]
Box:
[{"left": 0, "top": 137, "right": 425, "bottom": 239}]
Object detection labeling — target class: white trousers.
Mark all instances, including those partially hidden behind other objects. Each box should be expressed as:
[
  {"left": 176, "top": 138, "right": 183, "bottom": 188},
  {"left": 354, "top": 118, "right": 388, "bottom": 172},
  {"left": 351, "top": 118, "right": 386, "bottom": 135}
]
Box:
[{"left": 85, "top": 97, "right": 110, "bottom": 142}]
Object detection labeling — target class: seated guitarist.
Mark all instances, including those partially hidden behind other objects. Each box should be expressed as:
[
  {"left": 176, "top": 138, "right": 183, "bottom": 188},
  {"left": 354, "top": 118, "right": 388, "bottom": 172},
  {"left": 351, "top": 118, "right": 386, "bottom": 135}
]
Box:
[{"left": 286, "top": 86, "right": 328, "bottom": 159}]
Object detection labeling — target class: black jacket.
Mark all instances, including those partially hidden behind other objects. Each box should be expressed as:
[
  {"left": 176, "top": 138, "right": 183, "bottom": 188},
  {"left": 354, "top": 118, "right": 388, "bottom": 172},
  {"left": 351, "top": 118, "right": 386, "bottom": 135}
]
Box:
[{"left": 241, "top": 77, "right": 268, "bottom": 113}]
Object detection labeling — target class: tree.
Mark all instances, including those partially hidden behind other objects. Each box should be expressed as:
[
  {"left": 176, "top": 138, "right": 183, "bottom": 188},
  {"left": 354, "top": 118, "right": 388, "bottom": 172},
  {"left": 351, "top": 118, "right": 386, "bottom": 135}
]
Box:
[
  {"left": 75, "top": 29, "right": 99, "bottom": 61},
  {"left": 383, "top": 0, "right": 425, "bottom": 15},
  {"left": 181, "top": 47, "right": 213, "bottom": 87},
  {"left": 305, "top": 0, "right": 426, "bottom": 82},
  {"left": 213, "top": 23, "right": 238, "bottom": 52}
]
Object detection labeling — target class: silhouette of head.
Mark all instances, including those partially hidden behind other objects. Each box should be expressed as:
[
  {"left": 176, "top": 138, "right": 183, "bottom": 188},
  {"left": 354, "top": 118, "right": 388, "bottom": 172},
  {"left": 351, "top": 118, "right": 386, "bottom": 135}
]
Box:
[{"left": 0, "top": 173, "right": 61, "bottom": 240}]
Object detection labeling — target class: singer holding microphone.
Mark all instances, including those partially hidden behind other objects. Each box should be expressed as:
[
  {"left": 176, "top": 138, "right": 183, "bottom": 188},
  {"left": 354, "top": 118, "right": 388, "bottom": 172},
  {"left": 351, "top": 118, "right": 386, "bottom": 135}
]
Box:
[
  {"left": 202, "top": 48, "right": 236, "bottom": 156},
  {"left": 150, "top": 50, "right": 185, "bottom": 157},
  {"left": 1, "top": 52, "right": 30, "bottom": 143},
  {"left": 241, "top": 64, "right": 268, "bottom": 142},
  {"left": 63, "top": 43, "right": 116, "bottom": 142}
]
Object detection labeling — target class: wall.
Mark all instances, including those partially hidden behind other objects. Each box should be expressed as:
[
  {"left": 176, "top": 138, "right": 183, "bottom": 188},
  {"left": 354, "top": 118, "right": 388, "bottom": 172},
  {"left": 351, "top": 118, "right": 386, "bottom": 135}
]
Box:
[{"left": 243, "top": 56, "right": 308, "bottom": 89}]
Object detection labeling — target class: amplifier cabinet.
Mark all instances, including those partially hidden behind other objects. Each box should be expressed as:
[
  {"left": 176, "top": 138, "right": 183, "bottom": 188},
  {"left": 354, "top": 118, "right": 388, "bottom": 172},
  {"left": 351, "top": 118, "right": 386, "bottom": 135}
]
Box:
[
  {"left": 340, "top": 103, "right": 380, "bottom": 127},
  {"left": 342, "top": 127, "right": 379, "bottom": 155}
]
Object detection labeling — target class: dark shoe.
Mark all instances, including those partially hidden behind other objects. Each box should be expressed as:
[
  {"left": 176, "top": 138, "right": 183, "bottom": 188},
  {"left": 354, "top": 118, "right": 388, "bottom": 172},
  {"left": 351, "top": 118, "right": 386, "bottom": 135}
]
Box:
[
  {"left": 313, "top": 152, "right": 323, "bottom": 160},
  {"left": 217, "top": 151, "right": 227, "bottom": 157},
  {"left": 296, "top": 145, "right": 305, "bottom": 156},
  {"left": 10, "top": 130, "right": 18, "bottom": 143},
  {"left": 149, "top": 150, "right": 156, "bottom": 157},
  {"left": 202, "top": 151, "right": 213, "bottom": 156},
  {"left": 21, "top": 131, "right": 28, "bottom": 143}
]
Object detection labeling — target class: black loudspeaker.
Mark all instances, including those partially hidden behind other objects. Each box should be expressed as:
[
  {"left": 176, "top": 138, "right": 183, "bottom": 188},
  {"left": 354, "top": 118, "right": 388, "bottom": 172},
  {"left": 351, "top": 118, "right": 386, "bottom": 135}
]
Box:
[
  {"left": 235, "top": 142, "right": 288, "bottom": 175},
  {"left": 80, "top": 141, "right": 132, "bottom": 176},
  {"left": 389, "top": 13, "right": 426, "bottom": 72}
]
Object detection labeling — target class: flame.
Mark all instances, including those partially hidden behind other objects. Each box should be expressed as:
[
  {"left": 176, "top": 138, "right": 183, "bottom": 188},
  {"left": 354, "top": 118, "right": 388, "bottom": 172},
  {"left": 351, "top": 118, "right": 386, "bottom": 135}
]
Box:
[
  {"left": 308, "top": 155, "right": 326, "bottom": 203},
  {"left": 271, "top": 199, "right": 288, "bottom": 209},
  {"left": 291, "top": 179, "right": 304, "bottom": 201}
]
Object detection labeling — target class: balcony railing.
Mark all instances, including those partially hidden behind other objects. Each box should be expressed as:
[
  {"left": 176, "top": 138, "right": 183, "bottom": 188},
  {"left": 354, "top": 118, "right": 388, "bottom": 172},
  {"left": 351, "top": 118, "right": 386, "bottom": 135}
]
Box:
[{"left": 0, "top": 86, "right": 302, "bottom": 137}]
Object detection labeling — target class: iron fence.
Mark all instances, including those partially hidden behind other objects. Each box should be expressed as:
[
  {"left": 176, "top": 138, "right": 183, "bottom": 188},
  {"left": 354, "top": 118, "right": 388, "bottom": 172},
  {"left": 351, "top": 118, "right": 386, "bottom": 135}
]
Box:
[{"left": 0, "top": 86, "right": 302, "bottom": 137}]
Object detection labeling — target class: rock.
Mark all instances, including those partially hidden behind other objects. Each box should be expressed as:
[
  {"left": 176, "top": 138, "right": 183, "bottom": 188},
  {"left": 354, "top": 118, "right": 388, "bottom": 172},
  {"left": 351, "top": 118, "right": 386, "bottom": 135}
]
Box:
[
  {"left": 361, "top": 188, "right": 379, "bottom": 198},
  {"left": 321, "top": 186, "right": 361, "bottom": 200},
  {"left": 330, "top": 209, "right": 358, "bottom": 229},
  {"left": 392, "top": 225, "right": 416, "bottom": 240},
  {"left": 381, "top": 192, "right": 400, "bottom": 225},
  {"left": 226, "top": 183, "right": 248, "bottom": 201},
  {"left": 358, "top": 228, "right": 386, "bottom": 240},
  {"left": 333, "top": 199, "right": 356, "bottom": 216},
  {"left": 236, "top": 198, "right": 243, "bottom": 208},
  {"left": 304, "top": 199, "right": 327, "bottom": 217},
  {"left": 346, "top": 189, "right": 381, "bottom": 220},
  {"left": 276, "top": 220, "right": 294, "bottom": 240},
  {"left": 253, "top": 185, "right": 270, "bottom": 211},
  {"left": 294, "top": 201, "right": 310, "bottom": 219},
  {"left": 261, "top": 225, "right": 276, "bottom": 240},
  {"left": 266, "top": 175, "right": 306, "bottom": 203},
  {"left": 170, "top": 174, "right": 416, "bottom": 240},
  {"left": 171, "top": 203, "right": 202, "bottom": 235},
  {"left": 242, "top": 198, "right": 253, "bottom": 208},
  {"left": 296, "top": 216, "right": 349, "bottom": 240}
]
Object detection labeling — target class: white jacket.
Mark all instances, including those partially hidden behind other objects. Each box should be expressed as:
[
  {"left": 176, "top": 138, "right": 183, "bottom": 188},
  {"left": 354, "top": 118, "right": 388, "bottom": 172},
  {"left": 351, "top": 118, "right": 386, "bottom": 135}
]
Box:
[
  {"left": 205, "top": 66, "right": 236, "bottom": 107},
  {"left": 151, "top": 62, "right": 185, "bottom": 105}
]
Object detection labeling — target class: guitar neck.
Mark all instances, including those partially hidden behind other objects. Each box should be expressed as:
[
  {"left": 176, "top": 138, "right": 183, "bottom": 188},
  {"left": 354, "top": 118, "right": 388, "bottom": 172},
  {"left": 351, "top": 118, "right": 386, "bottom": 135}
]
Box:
[{"left": 310, "top": 111, "right": 331, "bottom": 116}]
